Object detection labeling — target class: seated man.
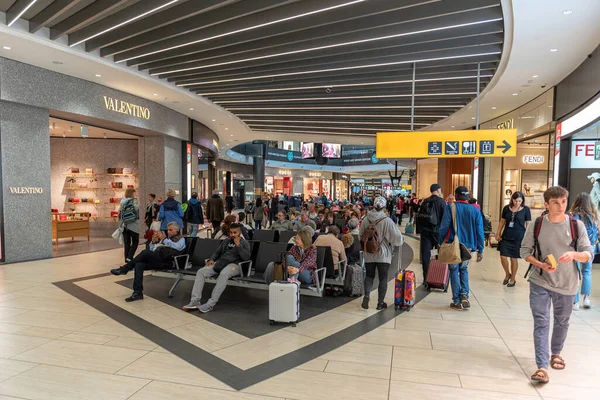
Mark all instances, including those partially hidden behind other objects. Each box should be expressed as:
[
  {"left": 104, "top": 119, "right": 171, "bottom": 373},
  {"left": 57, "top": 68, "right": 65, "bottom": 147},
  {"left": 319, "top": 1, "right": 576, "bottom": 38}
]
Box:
[
  {"left": 270, "top": 211, "right": 294, "bottom": 231},
  {"left": 314, "top": 225, "right": 347, "bottom": 271},
  {"left": 182, "top": 223, "right": 251, "bottom": 313},
  {"left": 293, "top": 212, "right": 317, "bottom": 231},
  {"left": 110, "top": 222, "right": 185, "bottom": 302}
]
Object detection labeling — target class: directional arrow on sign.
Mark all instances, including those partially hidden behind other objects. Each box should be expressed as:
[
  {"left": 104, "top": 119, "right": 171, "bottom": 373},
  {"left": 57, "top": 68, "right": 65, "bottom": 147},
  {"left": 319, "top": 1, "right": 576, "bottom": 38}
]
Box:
[{"left": 497, "top": 140, "right": 512, "bottom": 154}]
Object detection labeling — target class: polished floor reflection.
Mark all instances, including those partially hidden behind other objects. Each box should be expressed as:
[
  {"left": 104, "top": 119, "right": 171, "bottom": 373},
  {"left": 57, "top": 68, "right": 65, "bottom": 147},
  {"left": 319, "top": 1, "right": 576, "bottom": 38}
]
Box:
[{"left": 0, "top": 237, "right": 598, "bottom": 399}]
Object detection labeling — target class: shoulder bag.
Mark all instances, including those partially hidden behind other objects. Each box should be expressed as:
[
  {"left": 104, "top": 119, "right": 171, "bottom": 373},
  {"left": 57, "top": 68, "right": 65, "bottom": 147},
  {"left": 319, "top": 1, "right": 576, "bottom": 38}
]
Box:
[{"left": 438, "top": 203, "right": 472, "bottom": 264}]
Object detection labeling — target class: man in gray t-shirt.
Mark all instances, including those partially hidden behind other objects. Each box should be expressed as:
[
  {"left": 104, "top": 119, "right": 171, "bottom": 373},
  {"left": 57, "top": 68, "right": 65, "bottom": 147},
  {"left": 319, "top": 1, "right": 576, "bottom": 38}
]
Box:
[{"left": 520, "top": 186, "right": 593, "bottom": 384}]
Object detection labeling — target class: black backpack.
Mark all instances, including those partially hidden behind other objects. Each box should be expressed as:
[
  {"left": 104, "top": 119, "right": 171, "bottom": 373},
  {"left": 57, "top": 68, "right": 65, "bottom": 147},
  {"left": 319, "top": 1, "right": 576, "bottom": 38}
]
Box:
[{"left": 417, "top": 198, "right": 437, "bottom": 228}]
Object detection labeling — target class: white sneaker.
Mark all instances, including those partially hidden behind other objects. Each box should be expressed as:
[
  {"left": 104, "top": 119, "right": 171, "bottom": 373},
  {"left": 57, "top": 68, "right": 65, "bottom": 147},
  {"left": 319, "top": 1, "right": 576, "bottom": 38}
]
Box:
[
  {"left": 583, "top": 296, "right": 591, "bottom": 309},
  {"left": 573, "top": 302, "right": 580, "bottom": 311}
]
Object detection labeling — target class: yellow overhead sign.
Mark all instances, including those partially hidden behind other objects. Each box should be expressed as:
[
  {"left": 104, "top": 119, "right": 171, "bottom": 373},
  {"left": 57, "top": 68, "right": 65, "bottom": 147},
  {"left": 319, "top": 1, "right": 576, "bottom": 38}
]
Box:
[{"left": 376, "top": 129, "right": 517, "bottom": 159}]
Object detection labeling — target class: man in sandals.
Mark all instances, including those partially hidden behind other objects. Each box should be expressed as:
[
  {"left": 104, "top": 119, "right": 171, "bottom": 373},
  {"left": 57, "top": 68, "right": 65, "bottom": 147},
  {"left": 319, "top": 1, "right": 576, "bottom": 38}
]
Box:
[{"left": 521, "top": 186, "right": 593, "bottom": 384}]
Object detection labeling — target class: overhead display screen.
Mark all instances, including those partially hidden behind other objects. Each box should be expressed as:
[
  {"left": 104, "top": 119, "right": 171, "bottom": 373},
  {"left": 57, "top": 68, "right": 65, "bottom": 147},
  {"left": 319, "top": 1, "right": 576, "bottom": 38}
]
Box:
[
  {"left": 322, "top": 143, "right": 341, "bottom": 158},
  {"left": 301, "top": 143, "right": 314, "bottom": 158}
]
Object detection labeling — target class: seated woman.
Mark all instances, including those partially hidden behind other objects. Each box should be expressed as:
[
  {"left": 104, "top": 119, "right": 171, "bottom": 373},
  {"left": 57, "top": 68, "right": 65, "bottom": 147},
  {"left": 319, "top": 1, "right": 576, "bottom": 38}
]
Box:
[
  {"left": 214, "top": 214, "right": 237, "bottom": 240},
  {"left": 342, "top": 233, "right": 361, "bottom": 264},
  {"left": 285, "top": 227, "right": 317, "bottom": 285}
]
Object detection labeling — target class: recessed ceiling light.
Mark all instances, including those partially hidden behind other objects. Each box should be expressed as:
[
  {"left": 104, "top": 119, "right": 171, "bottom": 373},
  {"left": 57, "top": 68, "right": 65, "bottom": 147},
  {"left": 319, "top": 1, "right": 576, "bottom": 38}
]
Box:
[
  {"left": 471, "top": 117, "right": 476, "bottom": 120},
  {"left": 230, "top": 134, "right": 234, "bottom": 137},
  {"left": 532, "top": 75, "right": 539, "bottom": 78},
  {"left": 563, "top": 9, "right": 573, "bottom": 15},
  {"left": 451, "top": 125, "right": 455, "bottom": 128},
  {"left": 52, "top": 61, "right": 63, "bottom": 65},
  {"left": 153, "top": 93, "right": 158, "bottom": 96},
  {"left": 550, "top": 48, "right": 558, "bottom": 52},
  {"left": 492, "top": 107, "right": 497, "bottom": 110},
  {"left": 189, "top": 108, "right": 194, "bottom": 111},
  {"left": 211, "top": 119, "right": 216, "bottom": 122},
  {"left": 225, "top": 127, "right": 229, "bottom": 130},
  {"left": 360, "top": 142, "right": 364, "bottom": 144},
  {"left": 513, "top": 93, "right": 518, "bottom": 96},
  {"left": 95, "top": 74, "right": 101, "bottom": 77},
  {"left": 3, "top": 46, "right": 10, "bottom": 50}
]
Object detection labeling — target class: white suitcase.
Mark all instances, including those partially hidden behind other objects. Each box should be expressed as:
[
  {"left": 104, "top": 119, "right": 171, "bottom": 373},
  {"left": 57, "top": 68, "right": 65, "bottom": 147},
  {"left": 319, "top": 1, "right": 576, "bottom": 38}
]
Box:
[{"left": 269, "top": 281, "right": 299, "bottom": 326}]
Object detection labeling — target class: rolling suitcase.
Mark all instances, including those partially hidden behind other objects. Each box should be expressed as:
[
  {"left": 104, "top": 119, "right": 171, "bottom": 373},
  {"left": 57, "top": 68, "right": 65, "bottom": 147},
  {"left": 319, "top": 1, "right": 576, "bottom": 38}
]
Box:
[
  {"left": 426, "top": 259, "right": 449, "bottom": 292},
  {"left": 394, "top": 270, "right": 415, "bottom": 311},
  {"left": 269, "top": 281, "right": 299, "bottom": 326}
]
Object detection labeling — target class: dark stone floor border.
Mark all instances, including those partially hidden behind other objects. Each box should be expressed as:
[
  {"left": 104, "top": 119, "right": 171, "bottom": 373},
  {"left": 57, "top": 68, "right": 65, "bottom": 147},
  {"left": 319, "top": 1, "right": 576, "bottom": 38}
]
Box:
[{"left": 53, "top": 246, "right": 430, "bottom": 391}]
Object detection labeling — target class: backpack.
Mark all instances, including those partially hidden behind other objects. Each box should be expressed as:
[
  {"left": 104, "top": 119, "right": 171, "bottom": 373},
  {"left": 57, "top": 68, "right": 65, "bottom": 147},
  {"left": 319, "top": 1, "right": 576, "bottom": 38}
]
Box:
[
  {"left": 417, "top": 198, "right": 437, "bottom": 228},
  {"left": 582, "top": 214, "right": 599, "bottom": 249},
  {"left": 360, "top": 217, "right": 386, "bottom": 254},
  {"left": 121, "top": 199, "right": 138, "bottom": 225},
  {"left": 524, "top": 214, "right": 578, "bottom": 278},
  {"left": 181, "top": 202, "right": 189, "bottom": 213}
]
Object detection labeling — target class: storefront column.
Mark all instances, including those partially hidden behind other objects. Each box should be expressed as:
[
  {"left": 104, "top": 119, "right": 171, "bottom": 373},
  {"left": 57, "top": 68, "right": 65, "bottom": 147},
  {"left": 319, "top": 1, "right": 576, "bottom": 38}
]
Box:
[
  {"left": 225, "top": 171, "right": 232, "bottom": 196},
  {"left": 0, "top": 102, "right": 52, "bottom": 262},
  {"left": 253, "top": 155, "right": 265, "bottom": 198}
]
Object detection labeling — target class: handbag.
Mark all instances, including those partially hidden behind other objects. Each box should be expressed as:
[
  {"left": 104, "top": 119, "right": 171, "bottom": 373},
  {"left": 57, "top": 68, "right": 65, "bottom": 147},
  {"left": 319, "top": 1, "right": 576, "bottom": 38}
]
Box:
[
  {"left": 85, "top": 168, "right": 93, "bottom": 174},
  {"left": 69, "top": 167, "right": 79, "bottom": 173},
  {"left": 123, "top": 168, "right": 132, "bottom": 174},
  {"left": 438, "top": 203, "right": 463, "bottom": 264}
]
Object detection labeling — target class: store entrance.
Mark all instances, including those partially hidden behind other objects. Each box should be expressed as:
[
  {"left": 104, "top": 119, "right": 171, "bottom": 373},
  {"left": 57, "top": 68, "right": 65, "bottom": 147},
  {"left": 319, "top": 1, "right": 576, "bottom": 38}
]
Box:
[{"left": 49, "top": 117, "right": 141, "bottom": 257}]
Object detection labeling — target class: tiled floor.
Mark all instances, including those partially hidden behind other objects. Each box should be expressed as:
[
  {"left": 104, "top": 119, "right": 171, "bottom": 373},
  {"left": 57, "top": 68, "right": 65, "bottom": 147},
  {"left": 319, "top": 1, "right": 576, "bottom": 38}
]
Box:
[{"left": 0, "top": 236, "right": 598, "bottom": 399}]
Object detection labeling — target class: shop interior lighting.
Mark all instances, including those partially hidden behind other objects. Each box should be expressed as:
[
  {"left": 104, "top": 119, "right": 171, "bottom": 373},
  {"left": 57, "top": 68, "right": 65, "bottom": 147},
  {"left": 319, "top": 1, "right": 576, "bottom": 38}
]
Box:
[
  {"left": 550, "top": 48, "right": 558, "bottom": 52},
  {"left": 199, "top": 75, "right": 493, "bottom": 96},
  {"left": 70, "top": 0, "right": 180, "bottom": 47},
  {"left": 226, "top": 105, "right": 465, "bottom": 110},
  {"left": 157, "top": 18, "right": 502, "bottom": 76},
  {"left": 189, "top": 108, "right": 194, "bottom": 110},
  {"left": 214, "top": 92, "right": 477, "bottom": 104},
  {"left": 242, "top": 119, "right": 430, "bottom": 126},
  {"left": 68, "top": 126, "right": 73, "bottom": 132},
  {"left": 7, "top": 0, "right": 38, "bottom": 27},
  {"left": 532, "top": 75, "right": 538, "bottom": 78},
  {"left": 153, "top": 93, "right": 158, "bottom": 96},
  {"left": 181, "top": 52, "right": 500, "bottom": 87},
  {"left": 95, "top": 74, "right": 101, "bottom": 77},
  {"left": 492, "top": 106, "right": 497, "bottom": 109},
  {"left": 563, "top": 9, "right": 573, "bottom": 15},
  {"left": 118, "top": 0, "right": 365, "bottom": 63},
  {"left": 3, "top": 46, "right": 11, "bottom": 50},
  {"left": 211, "top": 119, "right": 216, "bottom": 121},
  {"left": 512, "top": 93, "right": 518, "bottom": 96}
]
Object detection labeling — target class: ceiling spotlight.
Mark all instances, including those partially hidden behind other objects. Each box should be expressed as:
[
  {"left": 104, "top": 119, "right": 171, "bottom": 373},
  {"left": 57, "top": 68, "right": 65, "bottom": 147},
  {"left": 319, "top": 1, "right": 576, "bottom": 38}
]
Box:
[
  {"left": 532, "top": 75, "right": 539, "bottom": 78},
  {"left": 550, "top": 48, "right": 558, "bottom": 52},
  {"left": 230, "top": 134, "right": 234, "bottom": 137},
  {"left": 62, "top": 132, "right": 66, "bottom": 138},
  {"left": 153, "top": 93, "right": 158, "bottom": 96},
  {"left": 95, "top": 74, "right": 101, "bottom": 77},
  {"left": 471, "top": 117, "right": 476, "bottom": 120},
  {"left": 266, "top": 137, "right": 269, "bottom": 139},
  {"left": 225, "top": 127, "right": 229, "bottom": 130},
  {"left": 3, "top": 46, "right": 10, "bottom": 50},
  {"left": 211, "top": 119, "right": 216, "bottom": 122},
  {"left": 189, "top": 108, "right": 194, "bottom": 111},
  {"left": 360, "top": 142, "right": 364, "bottom": 144},
  {"left": 563, "top": 9, "right": 573, "bottom": 15},
  {"left": 492, "top": 107, "right": 497, "bottom": 110},
  {"left": 512, "top": 93, "right": 518, "bottom": 96}
]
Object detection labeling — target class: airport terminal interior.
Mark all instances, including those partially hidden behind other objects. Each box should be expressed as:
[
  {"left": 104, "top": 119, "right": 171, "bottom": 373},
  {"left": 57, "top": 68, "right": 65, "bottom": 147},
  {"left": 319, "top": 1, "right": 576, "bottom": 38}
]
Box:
[{"left": 1, "top": 0, "right": 600, "bottom": 399}]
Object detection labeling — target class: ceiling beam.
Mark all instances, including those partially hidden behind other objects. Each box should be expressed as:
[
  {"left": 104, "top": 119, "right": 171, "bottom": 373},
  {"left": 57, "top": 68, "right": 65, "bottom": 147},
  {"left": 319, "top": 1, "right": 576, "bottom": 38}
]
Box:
[
  {"left": 29, "top": 0, "right": 82, "bottom": 33},
  {"left": 113, "top": 0, "right": 369, "bottom": 64},
  {"left": 101, "top": 0, "right": 296, "bottom": 58},
  {"left": 6, "top": 0, "right": 39, "bottom": 27},
  {"left": 50, "top": 0, "right": 132, "bottom": 40},
  {"left": 68, "top": 0, "right": 184, "bottom": 47},
  {"left": 84, "top": 0, "right": 236, "bottom": 52}
]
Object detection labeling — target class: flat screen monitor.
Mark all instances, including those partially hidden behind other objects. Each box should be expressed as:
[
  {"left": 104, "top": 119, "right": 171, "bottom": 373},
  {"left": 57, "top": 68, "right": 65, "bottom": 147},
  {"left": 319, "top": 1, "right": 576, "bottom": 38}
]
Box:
[
  {"left": 301, "top": 143, "right": 314, "bottom": 159},
  {"left": 322, "top": 143, "right": 341, "bottom": 158}
]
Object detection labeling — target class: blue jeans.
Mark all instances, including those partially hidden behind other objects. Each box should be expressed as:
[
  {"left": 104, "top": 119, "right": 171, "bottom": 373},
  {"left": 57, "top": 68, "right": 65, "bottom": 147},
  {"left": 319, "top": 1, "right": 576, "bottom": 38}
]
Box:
[
  {"left": 575, "top": 261, "right": 593, "bottom": 303},
  {"left": 449, "top": 261, "right": 470, "bottom": 304},
  {"left": 254, "top": 220, "right": 262, "bottom": 230},
  {"left": 188, "top": 223, "right": 199, "bottom": 237}
]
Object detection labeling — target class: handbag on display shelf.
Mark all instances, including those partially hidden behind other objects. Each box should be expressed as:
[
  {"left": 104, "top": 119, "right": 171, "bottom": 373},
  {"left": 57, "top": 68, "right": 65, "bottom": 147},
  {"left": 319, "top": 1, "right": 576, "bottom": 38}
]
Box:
[
  {"left": 127, "top": 185, "right": 134, "bottom": 188},
  {"left": 123, "top": 168, "right": 132, "bottom": 174},
  {"left": 72, "top": 198, "right": 80, "bottom": 203},
  {"left": 107, "top": 168, "right": 116, "bottom": 174},
  {"left": 59, "top": 215, "right": 67, "bottom": 221},
  {"left": 81, "top": 198, "right": 88, "bottom": 203},
  {"left": 51, "top": 208, "right": 58, "bottom": 213},
  {"left": 94, "top": 199, "right": 100, "bottom": 204},
  {"left": 110, "top": 211, "right": 119, "bottom": 218},
  {"left": 109, "top": 197, "right": 118, "bottom": 203},
  {"left": 85, "top": 168, "right": 93, "bottom": 174},
  {"left": 69, "top": 167, "right": 79, "bottom": 173},
  {"left": 79, "top": 184, "right": 88, "bottom": 188},
  {"left": 115, "top": 168, "right": 124, "bottom": 174}
]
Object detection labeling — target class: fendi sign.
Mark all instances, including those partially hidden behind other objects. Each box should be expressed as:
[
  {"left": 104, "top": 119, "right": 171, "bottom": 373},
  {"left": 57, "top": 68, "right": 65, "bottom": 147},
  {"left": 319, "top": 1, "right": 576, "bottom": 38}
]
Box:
[
  {"left": 9, "top": 187, "right": 44, "bottom": 194},
  {"left": 497, "top": 118, "right": 514, "bottom": 130},
  {"left": 103, "top": 96, "right": 151, "bottom": 120}
]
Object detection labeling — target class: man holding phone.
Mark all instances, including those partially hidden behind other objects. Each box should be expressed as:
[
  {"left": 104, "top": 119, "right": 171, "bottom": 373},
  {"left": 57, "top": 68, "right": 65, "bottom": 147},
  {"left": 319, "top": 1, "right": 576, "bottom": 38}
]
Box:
[
  {"left": 183, "top": 223, "right": 251, "bottom": 313},
  {"left": 110, "top": 222, "right": 186, "bottom": 302},
  {"left": 521, "top": 186, "right": 593, "bottom": 384}
]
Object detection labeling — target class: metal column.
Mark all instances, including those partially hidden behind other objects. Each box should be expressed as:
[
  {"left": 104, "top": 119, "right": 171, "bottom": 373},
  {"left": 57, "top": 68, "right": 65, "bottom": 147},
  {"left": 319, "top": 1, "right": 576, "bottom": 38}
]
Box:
[{"left": 410, "top": 63, "right": 416, "bottom": 131}]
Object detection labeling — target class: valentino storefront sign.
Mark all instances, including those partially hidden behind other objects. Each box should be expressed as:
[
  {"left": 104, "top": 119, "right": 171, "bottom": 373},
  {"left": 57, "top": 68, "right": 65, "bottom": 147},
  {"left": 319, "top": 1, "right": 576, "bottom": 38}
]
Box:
[
  {"left": 9, "top": 187, "right": 44, "bottom": 194},
  {"left": 103, "top": 96, "right": 151, "bottom": 120}
]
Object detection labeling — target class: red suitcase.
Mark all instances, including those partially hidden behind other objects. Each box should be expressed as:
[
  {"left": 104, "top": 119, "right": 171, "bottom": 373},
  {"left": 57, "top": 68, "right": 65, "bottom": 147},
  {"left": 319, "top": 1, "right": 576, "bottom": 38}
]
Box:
[{"left": 426, "top": 259, "right": 449, "bottom": 292}]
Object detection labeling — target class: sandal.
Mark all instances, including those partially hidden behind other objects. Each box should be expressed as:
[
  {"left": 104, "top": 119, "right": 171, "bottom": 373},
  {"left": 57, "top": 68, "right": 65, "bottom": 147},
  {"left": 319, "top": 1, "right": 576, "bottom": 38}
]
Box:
[
  {"left": 550, "top": 355, "right": 566, "bottom": 370},
  {"left": 531, "top": 368, "right": 549, "bottom": 383}
]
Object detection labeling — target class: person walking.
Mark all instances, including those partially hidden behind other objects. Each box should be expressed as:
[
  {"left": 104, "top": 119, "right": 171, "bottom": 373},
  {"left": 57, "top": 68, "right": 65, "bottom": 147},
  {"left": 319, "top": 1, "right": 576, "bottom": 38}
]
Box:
[
  {"left": 158, "top": 189, "right": 184, "bottom": 233},
  {"left": 359, "top": 196, "right": 404, "bottom": 310},
  {"left": 206, "top": 189, "right": 225, "bottom": 235},
  {"left": 185, "top": 192, "right": 204, "bottom": 237},
  {"left": 495, "top": 192, "right": 531, "bottom": 287},
  {"left": 521, "top": 186, "right": 593, "bottom": 384},
  {"left": 569, "top": 192, "right": 599, "bottom": 310},
  {"left": 119, "top": 188, "right": 140, "bottom": 262},
  {"left": 144, "top": 193, "right": 159, "bottom": 229},
  {"left": 438, "top": 186, "right": 484, "bottom": 311},
  {"left": 253, "top": 197, "right": 267, "bottom": 230},
  {"left": 417, "top": 184, "right": 447, "bottom": 285},
  {"left": 225, "top": 193, "right": 234, "bottom": 215}
]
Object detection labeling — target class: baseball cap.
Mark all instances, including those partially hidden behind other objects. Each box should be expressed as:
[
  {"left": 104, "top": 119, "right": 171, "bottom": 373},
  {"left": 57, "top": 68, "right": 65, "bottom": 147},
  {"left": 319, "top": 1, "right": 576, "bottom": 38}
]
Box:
[
  {"left": 430, "top": 184, "right": 441, "bottom": 193},
  {"left": 455, "top": 186, "right": 470, "bottom": 201},
  {"left": 373, "top": 196, "right": 387, "bottom": 209}
]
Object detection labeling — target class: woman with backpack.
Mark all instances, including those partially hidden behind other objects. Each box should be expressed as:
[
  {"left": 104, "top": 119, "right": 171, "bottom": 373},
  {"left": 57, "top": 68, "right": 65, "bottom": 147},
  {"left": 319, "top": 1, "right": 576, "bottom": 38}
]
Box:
[
  {"left": 495, "top": 191, "right": 531, "bottom": 287},
  {"left": 119, "top": 188, "right": 140, "bottom": 262},
  {"left": 570, "top": 192, "right": 600, "bottom": 310}
]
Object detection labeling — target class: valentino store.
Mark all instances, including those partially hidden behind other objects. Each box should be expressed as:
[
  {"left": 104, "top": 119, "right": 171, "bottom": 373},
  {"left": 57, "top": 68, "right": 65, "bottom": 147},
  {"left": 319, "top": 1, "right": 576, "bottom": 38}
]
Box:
[{"left": 0, "top": 57, "right": 189, "bottom": 263}]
